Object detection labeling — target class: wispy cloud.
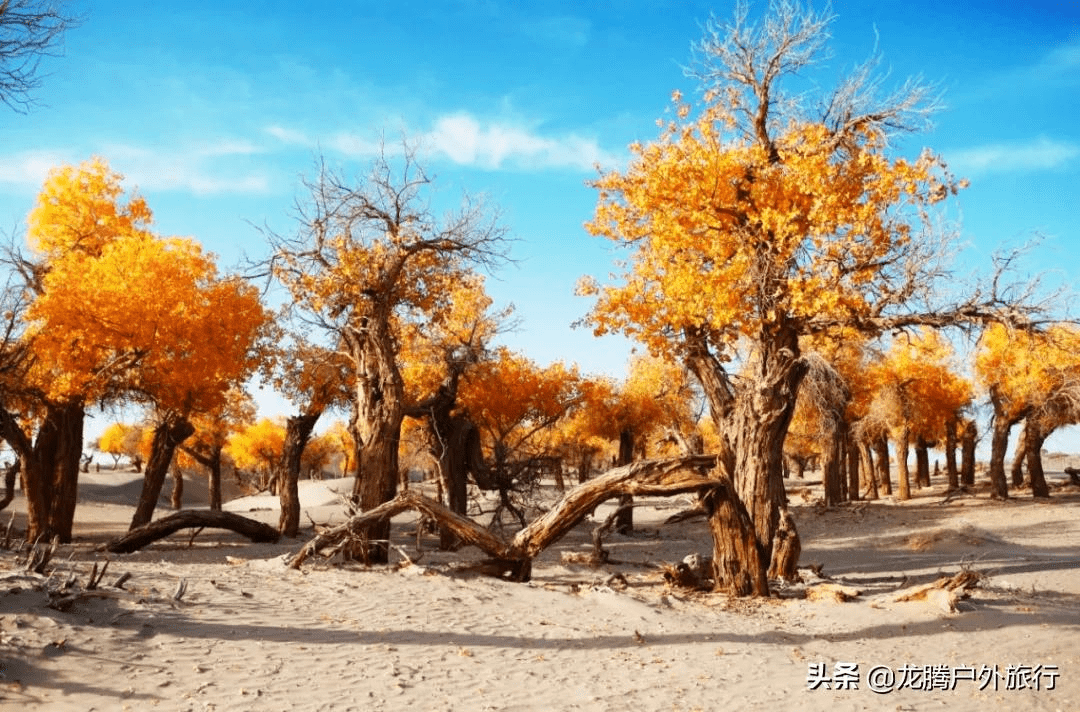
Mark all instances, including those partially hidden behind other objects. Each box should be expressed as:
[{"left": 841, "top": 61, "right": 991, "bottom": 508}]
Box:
[
  {"left": 948, "top": 137, "right": 1080, "bottom": 176},
  {"left": 0, "top": 141, "right": 275, "bottom": 196},
  {"left": 103, "top": 143, "right": 273, "bottom": 195},
  {"left": 425, "top": 113, "right": 614, "bottom": 170},
  {"left": 267, "top": 112, "right": 618, "bottom": 172},
  {"left": 0, "top": 150, "right": 78, "bottom": 189}
]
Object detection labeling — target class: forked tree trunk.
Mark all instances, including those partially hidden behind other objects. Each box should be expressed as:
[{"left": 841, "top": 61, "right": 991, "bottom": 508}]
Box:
[
  {"left": 280, "top": 410, "right": 322, "bottom": 537},
  {"left": 684, "top": 328, "right": 806, "bottom": 589},
  {"left": 1010, "top": 421, "right": 1027, "bottom": 487},
  {"left": 130, "top": 414, "right": 195, "bottom": 530}
]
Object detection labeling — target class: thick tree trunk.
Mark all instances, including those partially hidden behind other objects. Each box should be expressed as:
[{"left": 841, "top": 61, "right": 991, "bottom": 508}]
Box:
[
  {"left": 1023, "top": 418, "right": 1050, "bottom": 498},
  {"left": 684, "top": 327, "right": 806, "bottom": 588},
  {"left": 960, "top": 418, "right": 977, "bottom": 486},
  {"left": 0, "top": 402, "right": 85, "bottom": 543},
  {"left": 614, "top": 428, "right": 634, "bottom": 535},
  {"left": 915, "top": 436, "right": 930, "bottom": 489},
  {"left": 944, "top": 419, "right": 959, "bottom": 490},
  {"left": 280, "top": 410, "right": 322, "bottom": 537},
  {"left": 986, "top": 407, "right": 1016, "bottom": 500},
  {"left": 346, "top": 317, "right": 407, "bottom": 564},
  {"left": 1010, "top": 421, "right": 1027, "bottom": 487},
  {"left": 44, "top": 402, "right": 84, "bottom": 542},
  {"left": 130, "top": 414, "right": 195, "bottom": 530},
  {"left": 895, "top": 428, "right": 911, "bottom": 501}
]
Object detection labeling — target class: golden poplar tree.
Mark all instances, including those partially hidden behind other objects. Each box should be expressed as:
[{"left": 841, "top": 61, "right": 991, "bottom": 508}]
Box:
[{"left": 578, "top": 1, "right": 1040, "bottom": 594}]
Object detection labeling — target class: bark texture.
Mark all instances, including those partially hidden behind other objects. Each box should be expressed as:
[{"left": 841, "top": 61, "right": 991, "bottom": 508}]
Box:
[{"left": 130, "top": 414, "right": 195, "bottom": 530}]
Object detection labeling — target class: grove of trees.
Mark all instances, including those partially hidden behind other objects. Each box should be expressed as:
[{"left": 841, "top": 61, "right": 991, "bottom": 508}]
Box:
[{"left": 1, "top": 1, "right": 1076, "bottom": 598}]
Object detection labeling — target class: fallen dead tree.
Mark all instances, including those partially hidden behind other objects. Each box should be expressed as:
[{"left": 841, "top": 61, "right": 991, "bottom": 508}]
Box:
[
  {"left": 104, "top": 510, "right": 281, "bottom": 553},
  {"left": 291, "top": 454, "right": 724, "bottom": 581}
]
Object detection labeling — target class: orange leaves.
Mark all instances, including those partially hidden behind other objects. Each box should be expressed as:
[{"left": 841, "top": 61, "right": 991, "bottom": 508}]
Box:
[
  {"left": 225, "top": 417, "right": 285, "bottom": 476},
  {"left": 975, "top": 323, "right": 1080, "bottom": 422},
  {"left": 868, "top": 329, "right": 972, "bottom": 440},
  {"left": 27, "top": 157, "right": 153, "bottom": 259},
  {"left": 581, "top": 88, "right": 963, "bottom": 359},
  {"left": 23, "top": 159, "right": 271, "bottom": 412}
]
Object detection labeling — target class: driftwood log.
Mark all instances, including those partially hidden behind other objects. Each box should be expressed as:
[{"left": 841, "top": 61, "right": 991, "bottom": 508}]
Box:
[
  {"left": 290, "top": 454, "right": 721, "bottom": 578},
  {"left": 105, "top": 510, "right": 281, "bottom": 553}
]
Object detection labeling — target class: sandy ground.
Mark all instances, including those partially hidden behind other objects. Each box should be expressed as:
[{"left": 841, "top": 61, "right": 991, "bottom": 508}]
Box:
[{"left": 1, "top": 463, "right": 1079, "bottom": 711}]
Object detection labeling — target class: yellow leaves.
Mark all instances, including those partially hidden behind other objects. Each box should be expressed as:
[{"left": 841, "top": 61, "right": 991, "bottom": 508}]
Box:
[
  {"left": 28, "top": 157, "right": 153, "bottom": 258},
  {"left": 23, "top": 158, "right": 272, "bottom": 412},
  {"left": 582, "top": 98, "right": 962, "bottom": 357},
  {"left": 225, "top": 417, "right": 285, "bottom": 475},
  {"left": 975, "top": 323, "right": 1080, "bottom": 421}
]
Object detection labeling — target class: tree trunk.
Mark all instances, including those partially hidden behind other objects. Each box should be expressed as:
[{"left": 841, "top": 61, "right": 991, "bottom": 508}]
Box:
[
  {"left": 347, "top": 318, "right": 407, "bottom": 564},
  {"left": 170, "top": 468, "right": 184, "bottom": 509},
  {"left": 0, "top": 458, "right": 19, "bottom": 512},
  {"left": 45, "top": 402, "right": 84, "bottom": 542},
  {"left": 1023, "top": 417, "right": 1050, "bottom": 498},
  {"left": 860, "top": 440, "right": 879, "bottom": 500},
  {"left": 576, "top": 451, "right": 593, "bottom": 484},
  {"left": 873, "top": 434, "right": 891, "bottom": 495},
  {"left": 208, "top": 447, "right": 223, "bottom": 511},
  {"left": 944, "top": 419, "right": 959, "bottom": 491},
  {"left": 915, "top": 436, "right": 930, "bottom": 489},
  {"left": 1010, "top": 421, "right": 1027, "bottom": 487},
  {"left": 821, "top": 424, "right": 843, "bottom": 506},
  {"left": 703, "top": 481, "right": 768, "bottom": 596},
  {"left": 895, "top": 428, "right": 911, "bottom": 500},
  {"left": 846, "top": 431, "right": 860, "bottom": 502},
  {"left": 614, "top": 428, "right": 634, "bottom": 535},
  {"left": 130, "top": 414, "right": 195, "bottom": 530},
  {"left": 986, "top": 403, "right": 1017, "bottom": 500},
  {"left": 280, "top": 410, "right": 322, "bottom": 537},
  {"left": 960, "top": 418, "right": 977, "bottom": 486}
]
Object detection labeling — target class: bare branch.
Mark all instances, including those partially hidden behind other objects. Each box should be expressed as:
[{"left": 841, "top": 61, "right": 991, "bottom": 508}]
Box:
[{"left": 0, "top": 0, "right": 78, "bottom": 111}]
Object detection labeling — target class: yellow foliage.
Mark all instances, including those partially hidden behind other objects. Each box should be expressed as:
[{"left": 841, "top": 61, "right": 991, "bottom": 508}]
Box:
[
  {"left": 975, "top": 323, "right": 1080, "bottom": 422},
  {"left": 225, "top": 417, "right": 285, "bottom": 476},
  {"left": 581, "top": 93, "right": 962, "bottom": 361},
  {"left": 23, "top": 159, "right": 271, "bottom": 413}
]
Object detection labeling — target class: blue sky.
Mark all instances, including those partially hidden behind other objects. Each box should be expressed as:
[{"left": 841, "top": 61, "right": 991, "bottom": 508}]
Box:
[{"left": 2, "top": 1, "right": 1078, "bottom": 450}]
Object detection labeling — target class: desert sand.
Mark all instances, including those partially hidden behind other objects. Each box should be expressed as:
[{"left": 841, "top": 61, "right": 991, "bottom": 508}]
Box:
[{"left": 1, "top": 462, "right": 1078, "bottom": 712}]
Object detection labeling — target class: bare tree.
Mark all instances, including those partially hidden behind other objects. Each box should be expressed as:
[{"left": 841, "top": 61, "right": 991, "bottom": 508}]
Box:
[
  {"left": 0, "top": 0, "right": 77, "bottom": 111},
  {"left": 268, "top": 142, "right": 510, "bottom": 562}
]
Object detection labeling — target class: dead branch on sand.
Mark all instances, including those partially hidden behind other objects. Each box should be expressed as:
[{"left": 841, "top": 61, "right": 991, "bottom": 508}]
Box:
[
  {"left": 290, "top": 455, "right": 720, "bottom": 580},
  {"left": 103, "top": 510, "right": 280, "bottom": 554}
]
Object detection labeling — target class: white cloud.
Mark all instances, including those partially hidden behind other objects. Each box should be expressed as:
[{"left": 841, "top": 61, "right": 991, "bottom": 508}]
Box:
[
  {"left": 424, "top": 112, "right": 616, "bottom": 171},
  {"left": 97, "top": 143, "right": 273, "bottom": 195},
  {"left": 0, "top": 150, "right": 77, "bottom": 189},
  {"left": 263, "top": 114, "right": 618, "bottom": 171},
  {"left": 947, "top": 138, "right": 1080, "bottom": 176},
  {"left": 265, "top": 125, "right": 312, "bottom": 146}
]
